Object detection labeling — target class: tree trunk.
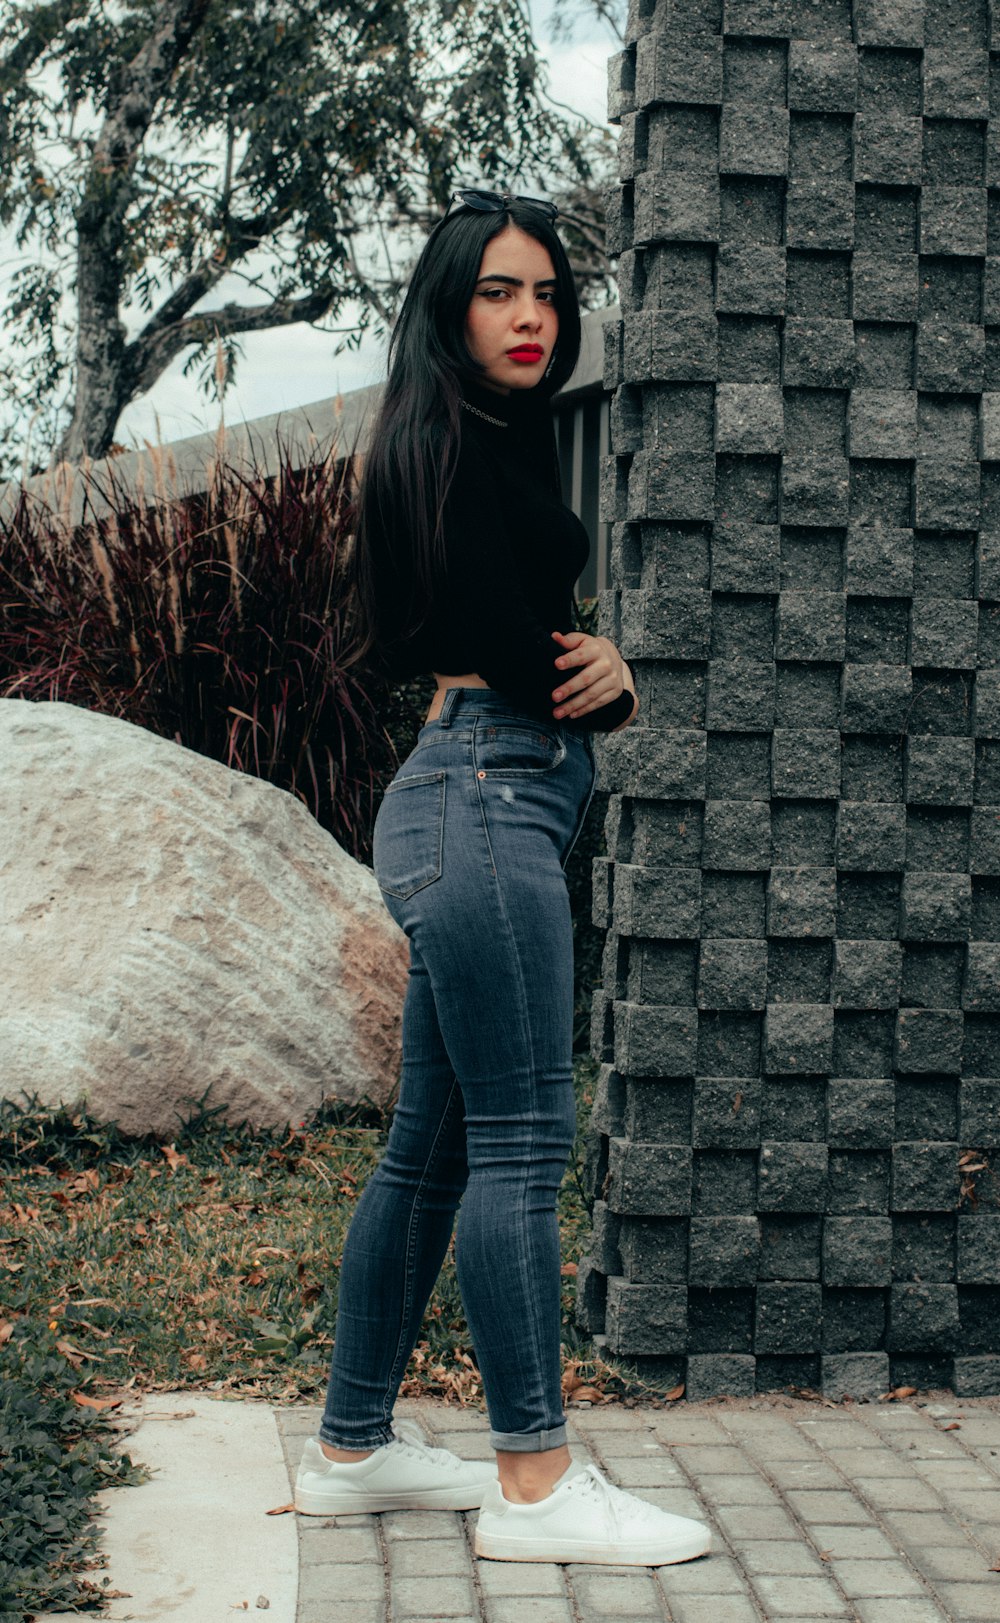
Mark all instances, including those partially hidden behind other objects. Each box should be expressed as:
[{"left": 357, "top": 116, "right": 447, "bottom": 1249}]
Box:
[{"left": 53, "top": 186, "right": 132, "bottom": 464}]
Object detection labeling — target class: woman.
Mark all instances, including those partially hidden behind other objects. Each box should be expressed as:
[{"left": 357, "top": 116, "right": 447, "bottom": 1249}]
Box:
[{"left": 294, "top": 190, "right": 711, "bottom": 1567}]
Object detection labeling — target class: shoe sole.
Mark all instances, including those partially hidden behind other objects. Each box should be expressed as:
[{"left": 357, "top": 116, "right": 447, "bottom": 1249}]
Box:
[
  {"left": 473, "top": 1528, "right": 712, "bottom": 1565},
  {"left": 295, "top": 1484, "right": 493, "bottom": 1515}
]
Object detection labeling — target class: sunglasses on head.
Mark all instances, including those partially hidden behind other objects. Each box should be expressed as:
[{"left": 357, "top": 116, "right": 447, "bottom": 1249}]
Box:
[{"left": 448, "top": 187, "right": 559, "bottom": 221}]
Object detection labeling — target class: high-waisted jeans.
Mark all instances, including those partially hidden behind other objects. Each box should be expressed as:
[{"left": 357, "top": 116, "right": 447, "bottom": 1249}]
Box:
[{"left": 319, "top": 687, "right": 597, "bottom": 1453}]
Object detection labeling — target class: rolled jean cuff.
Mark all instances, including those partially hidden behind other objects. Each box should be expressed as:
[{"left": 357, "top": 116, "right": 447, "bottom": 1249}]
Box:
[
  {"left": 318, "top": 1422, "right": 394, "bottom": 1451},
  {"left": 489, "top": 1423, "right": 568, "bottom": 1453}
]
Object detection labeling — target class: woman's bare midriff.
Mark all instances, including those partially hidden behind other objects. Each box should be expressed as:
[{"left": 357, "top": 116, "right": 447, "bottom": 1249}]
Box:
[{"left": 424, "top": 672, "right": 490, "bottom": 724}]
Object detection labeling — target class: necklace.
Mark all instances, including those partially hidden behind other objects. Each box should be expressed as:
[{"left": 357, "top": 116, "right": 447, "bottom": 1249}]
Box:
[{"left": 461, "top": 398, "right": 507, "bottom": 428}]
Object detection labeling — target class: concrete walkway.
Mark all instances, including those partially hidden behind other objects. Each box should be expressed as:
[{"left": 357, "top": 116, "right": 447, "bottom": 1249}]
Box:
[{"left": 36, "top": 1391, "right": 1000, "bottom": 1623}]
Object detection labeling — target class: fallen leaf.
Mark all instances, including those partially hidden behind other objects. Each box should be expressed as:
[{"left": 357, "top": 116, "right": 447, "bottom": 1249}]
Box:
[
  {"left": 71, "top": 1391, "right": 122, "bottom": 1411},
  {"left": 664, "top": 1383, "right": 685, "bottom": 1402},
  {"left": 0, "top": 1320, "right": 14, "bottom": 1345},
  {"left": 265, "top": 1503, "right": 296, "bottom": 1516},
  {"left": 879, "top": 1385, "right": 917, "bottom": 1402},
  {"left": 732, "top": 1091, "right": 743, "bottom": 1115},
  {"left": 942, "top": 1422, "right": 961, "bottom": 1431},
  {"left": 818, "top": 1549, "right": 832, "bottom": 1561},
  {"left": 560, "top": 1262, "right": 578, "bottom": 1276},
  {"left": 161, "top": 1143, "right": 188, "bottom": 1173},
  {"left": 571, "top": 1386, "right": 605, "bottom": 1403}
]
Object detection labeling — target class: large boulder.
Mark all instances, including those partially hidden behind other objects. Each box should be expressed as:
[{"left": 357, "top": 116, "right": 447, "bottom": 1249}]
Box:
[{"left": 0, "top": 700, "right": 407, "bottom": 1136}]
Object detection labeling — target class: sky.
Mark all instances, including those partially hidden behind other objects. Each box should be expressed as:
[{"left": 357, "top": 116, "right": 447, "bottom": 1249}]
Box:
[{"left": 103, "top": 3, "right": 621, "bottom": 450}]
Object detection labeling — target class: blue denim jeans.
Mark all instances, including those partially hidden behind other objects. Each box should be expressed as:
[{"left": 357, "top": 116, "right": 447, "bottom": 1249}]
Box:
[{"left": 319, "top": 687, "right": 597, "bottom": 1453}]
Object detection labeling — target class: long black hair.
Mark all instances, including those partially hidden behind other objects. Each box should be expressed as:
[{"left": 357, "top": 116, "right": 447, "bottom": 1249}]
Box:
[{"left": 349, "top": 199, "right": 582, "bottom": 668}]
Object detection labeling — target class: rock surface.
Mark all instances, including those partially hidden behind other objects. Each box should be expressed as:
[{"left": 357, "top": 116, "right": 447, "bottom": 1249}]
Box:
[{"left": 0, "top": 700, "right": 407, "bottom": 1136}]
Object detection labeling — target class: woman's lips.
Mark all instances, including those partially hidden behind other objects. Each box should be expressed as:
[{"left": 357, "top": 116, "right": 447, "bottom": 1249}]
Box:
[{"left": 506, "top": 347, "right": 544, "bottom": 365}]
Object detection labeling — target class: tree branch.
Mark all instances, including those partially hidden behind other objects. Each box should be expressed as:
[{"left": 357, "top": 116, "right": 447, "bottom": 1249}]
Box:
[
  {"left": 90, "top": 0, "right": 213, "bottom": 178},
  {"left": 0, "top": 0, "right": 88, "bottom": 92},
  {"left": 127, "top": 289, "right": 336, "bottom": 394}
]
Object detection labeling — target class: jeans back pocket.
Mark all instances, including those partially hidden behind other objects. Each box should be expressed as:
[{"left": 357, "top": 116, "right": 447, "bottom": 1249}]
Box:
[
  {"left": 474, "top": 721, "right": 567, "bottom": 776},
  {"left": 372, "top": 771, "right": 446, "bottom": 900}
]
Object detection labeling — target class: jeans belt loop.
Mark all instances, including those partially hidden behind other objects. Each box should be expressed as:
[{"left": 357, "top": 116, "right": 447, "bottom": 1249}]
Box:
[{"left": 437, "top": 687, "right": 461, "bottom": 728}]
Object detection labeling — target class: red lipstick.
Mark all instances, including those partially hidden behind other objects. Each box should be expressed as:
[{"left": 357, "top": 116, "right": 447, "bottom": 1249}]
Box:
[{"left": 507, "top": 344, "right": 544, "bottom": 364}]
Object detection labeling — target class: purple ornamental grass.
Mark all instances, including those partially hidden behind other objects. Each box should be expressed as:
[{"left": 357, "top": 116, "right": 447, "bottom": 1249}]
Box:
[{"left": 0, "top": 437, "right": 390, "bottom": 861}]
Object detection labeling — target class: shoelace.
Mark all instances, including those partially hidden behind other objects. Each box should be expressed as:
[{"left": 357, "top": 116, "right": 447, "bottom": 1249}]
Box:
[
  {"left": 569, "top": 1464, "right": 643, "bottom": 1538},
  {"left": 388, "top": 1417, "right": 463, "bottom": 1473}
]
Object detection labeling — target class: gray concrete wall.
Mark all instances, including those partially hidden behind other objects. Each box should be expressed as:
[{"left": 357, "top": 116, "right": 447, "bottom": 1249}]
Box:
[{"left": 578, "top": 0, "right": 1000, "bottom": 1399}]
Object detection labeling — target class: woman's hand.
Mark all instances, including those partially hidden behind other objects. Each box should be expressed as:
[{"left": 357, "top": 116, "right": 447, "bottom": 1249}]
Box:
[{"left": 549, "top": 630, "right": 638, "bottom": 725}]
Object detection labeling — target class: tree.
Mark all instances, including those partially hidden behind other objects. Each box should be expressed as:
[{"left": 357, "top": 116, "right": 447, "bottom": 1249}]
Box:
[{"left": 0, "top": 0, "right": 606, "bottom": 472}]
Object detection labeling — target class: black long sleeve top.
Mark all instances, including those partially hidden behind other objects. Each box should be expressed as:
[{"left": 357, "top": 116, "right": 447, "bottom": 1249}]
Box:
[{"left": 369, "top": 378, "right": 636, "bottom": 733}]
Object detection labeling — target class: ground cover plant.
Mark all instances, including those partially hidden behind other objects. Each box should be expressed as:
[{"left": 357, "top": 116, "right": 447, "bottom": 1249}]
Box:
[{"left": 0, "top": 1061, "right": 662, "bottom": 1618}]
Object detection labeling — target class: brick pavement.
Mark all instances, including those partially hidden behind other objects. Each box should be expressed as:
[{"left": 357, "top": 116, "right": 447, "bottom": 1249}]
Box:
[{"left": 274, "top": 1395, "right": 1000, "bottom": 1623}]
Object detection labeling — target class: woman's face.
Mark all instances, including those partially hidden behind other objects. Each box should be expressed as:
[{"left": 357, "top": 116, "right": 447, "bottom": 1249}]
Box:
[{"left": 463, "top": 224, "right": 560, "bottom": 395}]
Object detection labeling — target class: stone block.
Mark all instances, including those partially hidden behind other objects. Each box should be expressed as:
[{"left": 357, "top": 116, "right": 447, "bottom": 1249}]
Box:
[
  {"left": 852, "top": 0, "right": 922, "bottom": 46},
  {"left": 922, "top": 48, "right": 989, "bottom": 121},
  {"left": 605, "top": 1278, "right": 688, "bottom": 1355},
  {"left": 783, "top": 318, "right": 856, "bottom": 387},
  {"left": 891, "top": 1142, "right": 962, "bottom": 1211},
  {"left": 621, "top": 587, "right": 712, "bottom": 659},
  {"left": 961, "top": 1080, "right": 1000, "bottom": 1143},
  {"left": 606, "top": 1138, "right": 693, "bottom": 1216},
  {"left": 833, "top": 941, "right": 902, "bottom": 1010},
  {"left": 904, "top": 737, "right": 975, "bottom": 806},
  {"left": 899, "top": 872, "right": 972, "bottom": 942},
  {"left": 919, "top": 187, "right": 988, "bottom": 257},
  {"left": 767, "top": 866, "right": 837, "bottom": 937},
  {"left": 685, "top": 1353, "right": 757, "bottom": 1400},
  {"left": 823, "top": 1216, "right": 892, "bottom": 1286},
  {"left": 974, "top": 671, "right": 1000, "bottom": 738},
  {"left": 781, "top": 456, "right": 851, "bottom": 526},
  {"left": 913, "top": 462, "right": 981, "bottom": 533},
  {"left": 765, "top": 1004, "right": 834, "bottom": 1075},
  {"left": 772, "top": 731, "right": 841, "bottom": 799},
  {"left": 758, "top": 1141, "right": 829, "bottom": 1211},
  {"left": 957, "top": 1215, "right": 1000, "bottom": 1284},
  {"left": 970, "top": 808, "right": 1000, "bottom": 876},
  {"left": 787, "top": 41, "right": 858, "bottom": 111},
  {"left": 776, "top": 592, "right": 846, "bottom": 663},
  {"left": 841, "top": 665, "right": 912, "bottom": 734},
  {"left": 845, "top": 525, "right": 914, "bottom": 597},
  {"left": 963, "top": 944, "right": 1000, "bottom": 1013},
  {"left": 613, "top": 866, "right": 701, "bottom": 938},
  {"left": 786, "top": 178, "right": 855, "bottom": 251},
  {"left": 627, "top": 451, "right": 716, "bottom": 523},
  {"left": 953, "top": 1355, "right": 1000, "bottom": 1397},
  {"left": 715, "top": 382, "right": 784, "bottom": 453},
  {"left": 826, "top": 1079, "right": 895, "bottom": 1147},
  {"left": 703, "top": 800, "right": 771, "bottom": 870},
  {"left": 755, "top": 1282, "right": 823, "bottom": 1352},
  {"left": 698, "top": 939, "right": 768, "bottom": 1011},
  {"left": 821, "top": 1352, "right": 890, "bottom": 1399},
  {"left": 894, "top": 1009, "right": 964, "bottom": 1074},
  {"left": 717, "top": 246, "right": 786, "bottom": 315},
  {"left": 836, "top": 802, "right": 906, "bottom": 871},
  {"left": 847, "top": 389, "right": 917, "bottom": 458},
  {"left": 608, "top": 47, "right": 635, "bottom": 122},
  {"left": 614, "top": 1003, "right": 699, "bottom": 1078},
  {"left": 719, "top": 104, "right": 790, "bottom": 175},
  {"left": 692, "top": 1078, "right": 762, "bottom": 1147},
  {"left": 711, "top": 522, "right": 780, "bottom": 593},
  {"left": 633, "top": 173, "right": 721, "bottom": 248},
  {"left": 706, "top": 659, "right": 776, "bottom": 731},
  {"left": 853, "top": 113, "right": 922, "bottom": 185},
  {"left": 888, "top": 1283, "right": 960, "bottom": 1352},
  {"left": 917, "top": 320, "right": 985, "bottom": 394},
  {"left": 634, "top": 33, "right": 723, "bottom": 107},
  {"left": 689, "top": 1215, "right": 761, "bottom": 1286},
  {"left": 850, "top": 253, "right": 919, "bottom": 324}
]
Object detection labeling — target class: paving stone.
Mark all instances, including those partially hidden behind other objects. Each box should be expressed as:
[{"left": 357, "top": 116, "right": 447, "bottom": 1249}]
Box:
[
  {"left": 604, "top": 1456, "right": 687, "bottom": 1487},
  {"left": 477, "top": 1562, "right": 566, "bottom": 1595},
  {"left": 933, "top": 1585, "right": 1000, "bottom": 1619},
  {"left": 785, "top": 1490, "right": 876, "bottom": 1524},
  {"left": 391, "top": 1576, "right": 478, "bottom": 1617},
  {"left": 297, "top": 1603, "right": 385, "bottom": 1623},
  {"left": 298, "top": 1563, "right": 384, "bottom": 1602},
  {"left": 764, "top": 1460, "right": 845, "bottom": 1491},
  {"left": 739, "top": 1540, "right": 828, "bottom": 1576},
  {"left": 635, "top": 1487, "right": 709, "bottom": 1519},
  {"left": 883, "top": 1510, "right": 976, "bottom": 1546},
  {"left": 936, "top": 1491, "right": 1000, "bottom": 1525},
  {"left": 798, "top": 1420, "right": 884, "bottom": 1450},
  {"left": 658, "top": 1554, "right": 750, "bottom": 1595},
  {"left": 482, "top": 1601, "right": 574, "bottom": 1623},
  {"left": 827, "top": 1560, "right": 926, "bottom": 1597},
  {"left": 711, "top": 1504, "right": 803, "bottom": 1540},
  {"left": 911, "top": 1545, "right": 999, "bottom": 1582},
  {"left": 381, "top": 1510, "right": 468, "bottom": 1540},
  {"left": 388, "top": 1539, "right": 474, "bottom": 1577},
  {"left": 693, "top": 1474, "right": 782, "bottom": 1506},
  {"left": 824, "top": 1448, "right": 919, "bottom": 1477},
  {"left": 751, "top": 1575, "right": 853, "bottom": 1616},
  {"left": 853, "top": 1602, "right": 950, "bottom": 1623},
  {"left": 296, "top": 1525, "right": 380, "bottom": 1564},
  {"left": 432, "top": 1431, "right": 495, "bottom": 1460},
  {"left": 808, "top": 1525, "right": 899, "bottom": 1560},
  {"left": 570, "top": 1570, "right": 665, "bottom": 1615},
  {"left": 666, "top": 1598, "right": 759, "bottom": 1623},
  {"left": 852, "top": 1477, "right": 942, "bottom": 1511},
  {"left": 676, "top": 1446, "right": 758, "bottom": 1475}
]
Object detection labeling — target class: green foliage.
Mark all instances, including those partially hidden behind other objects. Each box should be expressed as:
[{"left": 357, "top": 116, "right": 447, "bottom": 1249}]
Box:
[
  {"left": 0, "top": 1318, "right": 145, "bottom": 1620},
  {"left": 0, "top": 0, "right": 606, "bottom": 468}
]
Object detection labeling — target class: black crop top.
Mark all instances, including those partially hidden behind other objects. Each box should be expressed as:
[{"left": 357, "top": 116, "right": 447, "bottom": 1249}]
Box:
[{"left": 369, "top": 378, "right": 636, "bottom": 734}]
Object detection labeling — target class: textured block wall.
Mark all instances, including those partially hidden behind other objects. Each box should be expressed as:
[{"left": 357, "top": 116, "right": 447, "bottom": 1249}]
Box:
[{"left": 579, "top": 0, "right": 1000, "bottom": 1400}]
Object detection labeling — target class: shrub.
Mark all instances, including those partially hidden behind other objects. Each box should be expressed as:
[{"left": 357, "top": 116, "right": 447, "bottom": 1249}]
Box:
[{"left": 0, "top": 439, "right": 401, "bottom": 862}]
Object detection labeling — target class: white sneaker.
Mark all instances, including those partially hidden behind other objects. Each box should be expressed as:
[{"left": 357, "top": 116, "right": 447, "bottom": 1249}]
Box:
[
  {"left": 474, "top": 1462, "right": 712, "bottom": 1565},
  {"left": 294, "top": 1419, "right": 497, "bottom": 1514}
]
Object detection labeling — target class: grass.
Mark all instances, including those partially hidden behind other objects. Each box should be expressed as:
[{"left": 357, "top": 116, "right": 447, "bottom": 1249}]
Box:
[{"left": 0, "top": 1059, "right": 653, "bottom": 1416}]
